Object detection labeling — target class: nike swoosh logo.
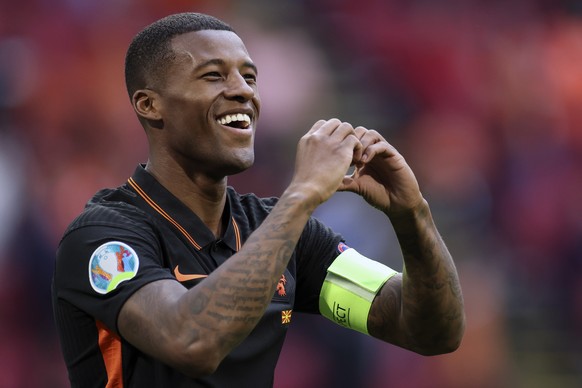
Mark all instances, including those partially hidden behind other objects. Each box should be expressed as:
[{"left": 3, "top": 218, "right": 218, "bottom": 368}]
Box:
[{"left": 174, "top": 265, "right": 208, "bottom": 282}]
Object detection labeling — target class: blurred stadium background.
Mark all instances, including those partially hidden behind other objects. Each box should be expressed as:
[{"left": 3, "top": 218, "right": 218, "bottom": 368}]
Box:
[{"left": 1, "top": 0, "right": 582, "bottom": 387}]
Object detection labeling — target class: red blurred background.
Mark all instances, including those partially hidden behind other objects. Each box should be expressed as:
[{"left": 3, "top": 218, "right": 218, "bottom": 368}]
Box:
[{"left": 1, "top": 0, "right": 581, "bottom": 386}]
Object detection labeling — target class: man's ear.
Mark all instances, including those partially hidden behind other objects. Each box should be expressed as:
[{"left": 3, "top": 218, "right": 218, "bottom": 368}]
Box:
[{"left": 132, "top": 89, "right": 163, "bottom": 128}]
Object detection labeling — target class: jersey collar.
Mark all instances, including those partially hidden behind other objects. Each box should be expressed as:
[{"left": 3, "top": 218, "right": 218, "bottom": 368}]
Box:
[{"left": 127, "top": 164, "right": 241, "bottom": 252}]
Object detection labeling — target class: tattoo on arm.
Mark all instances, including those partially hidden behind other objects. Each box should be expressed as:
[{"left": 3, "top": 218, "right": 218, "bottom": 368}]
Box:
[
  {"left": 368, "top": 203, "right": 465, "bottom": 353},
  {"left": 179, "top": 195, "right": 310, "bottom": 351}
]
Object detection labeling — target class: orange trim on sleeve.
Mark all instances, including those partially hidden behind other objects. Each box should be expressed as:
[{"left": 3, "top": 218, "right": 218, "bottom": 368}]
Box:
[{"left": 96, "top": 321, "right": 123, "bottom": 387}]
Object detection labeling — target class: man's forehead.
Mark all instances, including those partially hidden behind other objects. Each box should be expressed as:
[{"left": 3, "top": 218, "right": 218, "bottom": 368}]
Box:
[{"left": 171, "top": 30, "right": 250, "bottom": 60}]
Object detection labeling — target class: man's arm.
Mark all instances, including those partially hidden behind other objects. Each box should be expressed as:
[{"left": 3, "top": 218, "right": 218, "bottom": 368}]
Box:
[
  {"left": 339, "top": 127, "right": 465, "bottom": 355},
  {"left": 118, "top": 189, "right": 316, "bottom": 376},
  {"left": 117, "top": 119, "right": 362, "bottom": 378},
  {"left": 367, "top": 200, "right": 465, "bottom": 355}
]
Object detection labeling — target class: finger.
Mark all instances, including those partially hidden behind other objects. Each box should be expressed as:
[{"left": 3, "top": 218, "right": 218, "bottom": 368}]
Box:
[
  {"left": 331, "top": 121, "right": 356, "bottom": 140},
  {"left": 337, "top": 174, "right": 357, "bottom": 193},
  {"left": 361, "top": 141, "right": 397, "bottom": 163},
  {"left": 353, "top": 126, "right": 367, "bottom": 140},
  {"left": 353, "top": 127, "right": 388, "bottom": 165},
  {"left": 325, "top": 122, "right": 363, "bottom": 162},
  {"left": 310, "top": 118, "right": 343, "bottom": 136},
  {"left": 352, "top": 137, "right": 364, "bottom": 165},
  {"left": 339, "top": 127, "right": 362, "bottom": 150},
  {"left": 306, "top": 119, "right": 328, "bottom": 135},
  {"left": 351, "top": 127, "right": 369, "bottom": 165},
  {"left": 359, "top": 129, "right": 385, "bottom": 148},
  {"left": 358, "top": 131, "right": 395, "bottom": 163}
]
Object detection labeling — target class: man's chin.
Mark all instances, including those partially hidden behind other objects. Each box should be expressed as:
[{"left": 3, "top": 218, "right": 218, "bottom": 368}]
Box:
[{"left": 224, "top": 157, "right": 255, "bottom": 177}]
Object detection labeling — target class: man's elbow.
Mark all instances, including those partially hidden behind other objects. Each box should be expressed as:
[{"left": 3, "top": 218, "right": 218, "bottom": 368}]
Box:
[
  {"left": 172, "top": 351, "right": 222, "bottom": 379},
  {"left": 417, "top": 318, "right": 466, "bottom": 356},
  {"left": 420, "top": 336, "right": 463, "bottom": 356},
  {"left": 168, "top": 339, "right": 225, "bottom": 379}
]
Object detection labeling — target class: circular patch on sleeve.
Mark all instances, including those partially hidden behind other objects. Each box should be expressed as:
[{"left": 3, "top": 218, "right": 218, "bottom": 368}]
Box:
[
  {"left": 88, "top": 241, "right": 140, "bottom": 294},
  {"left": 337, "top": 242, "right": 350, "bottom": 253}
]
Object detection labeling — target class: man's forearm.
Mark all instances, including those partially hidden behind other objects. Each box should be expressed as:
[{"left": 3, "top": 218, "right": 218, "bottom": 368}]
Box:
[
  {"left": 391, "top": 199, "right": 465, "bottom": 354},
  {"left": 367, "top": 200, "right": 465, "bottom": 354},
  {"left": 180, "top": 188, "right": 318, "bottom": 356}
]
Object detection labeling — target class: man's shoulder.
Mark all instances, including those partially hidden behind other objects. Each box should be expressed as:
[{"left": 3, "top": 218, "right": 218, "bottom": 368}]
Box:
[
  {"left": 65, "top": 184, "right": 149, "bottom": 235},
  {"left": 227, "top": 186, "right": 279, "bottom": 210},
  {"left": 226, "top": 187, "right": 280, "bottom": 231}
]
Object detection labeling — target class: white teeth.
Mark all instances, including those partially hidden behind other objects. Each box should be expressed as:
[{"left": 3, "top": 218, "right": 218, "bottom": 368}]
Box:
[{"left": 217, "top": 113, "right": 251, "bottom": 127}]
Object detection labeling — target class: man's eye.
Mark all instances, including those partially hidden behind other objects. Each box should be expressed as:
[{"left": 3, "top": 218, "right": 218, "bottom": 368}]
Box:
[
  {"left": 244, "top": 74, "right": 257, "bottom": 83},
  {"left": 203, "top": 72, "right": 222, "bottom": 79}
]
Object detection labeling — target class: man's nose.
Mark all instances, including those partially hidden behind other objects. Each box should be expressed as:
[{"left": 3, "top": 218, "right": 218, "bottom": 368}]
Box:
[{"left": 223, "top": 73, "right": 255, "bottom": 101}]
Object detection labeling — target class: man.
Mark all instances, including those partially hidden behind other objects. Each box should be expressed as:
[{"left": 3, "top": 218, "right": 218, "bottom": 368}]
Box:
[{"left": 52, "top": 12, "right": 465, "bottom": 387}]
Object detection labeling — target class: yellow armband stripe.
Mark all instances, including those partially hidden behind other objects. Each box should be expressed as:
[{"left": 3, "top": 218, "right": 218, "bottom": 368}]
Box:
[{"left": 319, "top": 248, "right": 398, "bottom": 335}]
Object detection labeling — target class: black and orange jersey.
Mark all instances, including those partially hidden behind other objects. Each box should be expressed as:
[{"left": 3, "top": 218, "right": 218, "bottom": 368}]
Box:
[{"left": 52, "top": 164, "right": 343, "bottom": 387}]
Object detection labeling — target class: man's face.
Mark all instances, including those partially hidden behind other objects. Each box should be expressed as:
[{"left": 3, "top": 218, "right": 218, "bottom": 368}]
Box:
[{"left": 154, "top": 30, "right": 261, "bottom": 178}]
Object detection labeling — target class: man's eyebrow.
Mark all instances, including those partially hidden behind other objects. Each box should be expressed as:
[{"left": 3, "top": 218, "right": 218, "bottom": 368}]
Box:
[
  {"left": 194, "top": 58, "right": 258, "bottom": 75},
  {"left": 243, "top": 61, "right": 259, "bottom": 75}
]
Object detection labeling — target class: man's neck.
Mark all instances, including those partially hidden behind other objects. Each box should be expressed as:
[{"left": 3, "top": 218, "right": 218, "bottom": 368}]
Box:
[{"left": 145, "top": 161, "right": 228, "bottom": 238}]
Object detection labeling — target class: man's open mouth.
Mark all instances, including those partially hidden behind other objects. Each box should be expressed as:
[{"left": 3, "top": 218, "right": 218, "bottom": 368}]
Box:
[{"left": 216, "top": 113, "right": 251, "bottom": 129}]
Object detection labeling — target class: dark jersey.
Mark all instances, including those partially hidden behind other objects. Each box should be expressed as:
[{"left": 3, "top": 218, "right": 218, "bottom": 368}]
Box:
[{"left": 52, "top": 165, "right": 344, "bottom": 387}]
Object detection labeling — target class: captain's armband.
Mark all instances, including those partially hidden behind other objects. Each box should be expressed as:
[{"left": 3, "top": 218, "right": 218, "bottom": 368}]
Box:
[{"left": 319, "top": 248, "right": 398, "bottom": 335}]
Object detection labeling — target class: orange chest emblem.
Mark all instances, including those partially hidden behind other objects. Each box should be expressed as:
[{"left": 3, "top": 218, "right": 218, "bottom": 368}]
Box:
[{"left": 276, "top": 274, "right": 287, "bottom": 296}]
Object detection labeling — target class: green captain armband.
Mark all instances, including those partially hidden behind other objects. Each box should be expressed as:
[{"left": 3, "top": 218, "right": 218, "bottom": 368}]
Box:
[{"left": 319, "top": 248, "right": 398, "bottom": 335}]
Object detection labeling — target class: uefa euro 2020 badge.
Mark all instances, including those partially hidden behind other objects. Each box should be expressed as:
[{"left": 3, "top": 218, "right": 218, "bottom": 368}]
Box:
[{"left": 89, "top": 241, "right": 139, "bottom": 294}]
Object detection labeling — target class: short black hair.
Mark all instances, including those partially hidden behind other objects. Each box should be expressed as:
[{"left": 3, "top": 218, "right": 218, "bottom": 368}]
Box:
[{"left": 124, "top": 12, "right": 235, "bottom": 99}]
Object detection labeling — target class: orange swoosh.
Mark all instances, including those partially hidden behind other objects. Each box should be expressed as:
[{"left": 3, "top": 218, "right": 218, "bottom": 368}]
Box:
[{"left": 174, "top": 265, "right": 208, "bottom": 282}]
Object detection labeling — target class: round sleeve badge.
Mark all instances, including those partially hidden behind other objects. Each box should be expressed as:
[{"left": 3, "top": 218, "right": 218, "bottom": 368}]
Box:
[{"left": 88, "top": 241, "right": 140, "bottom": 294}]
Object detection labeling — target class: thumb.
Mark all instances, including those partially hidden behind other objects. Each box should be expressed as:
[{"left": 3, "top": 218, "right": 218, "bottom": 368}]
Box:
[{"left": 337, "top": 175, "right": 358, "bottom": 193}]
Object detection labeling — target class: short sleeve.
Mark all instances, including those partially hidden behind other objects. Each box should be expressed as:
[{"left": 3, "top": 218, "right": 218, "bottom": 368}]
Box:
[
  {"left": 293, "top": 217, "right": 344, "bottom": 313},
  {"left": 53, "top": 223, "right": 176, "bottom": 334}
]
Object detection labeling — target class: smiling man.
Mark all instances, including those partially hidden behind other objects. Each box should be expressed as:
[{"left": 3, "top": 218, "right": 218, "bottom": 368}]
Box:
[{"left": 52, "top": 12, "right": 465, "bottom": 388}]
